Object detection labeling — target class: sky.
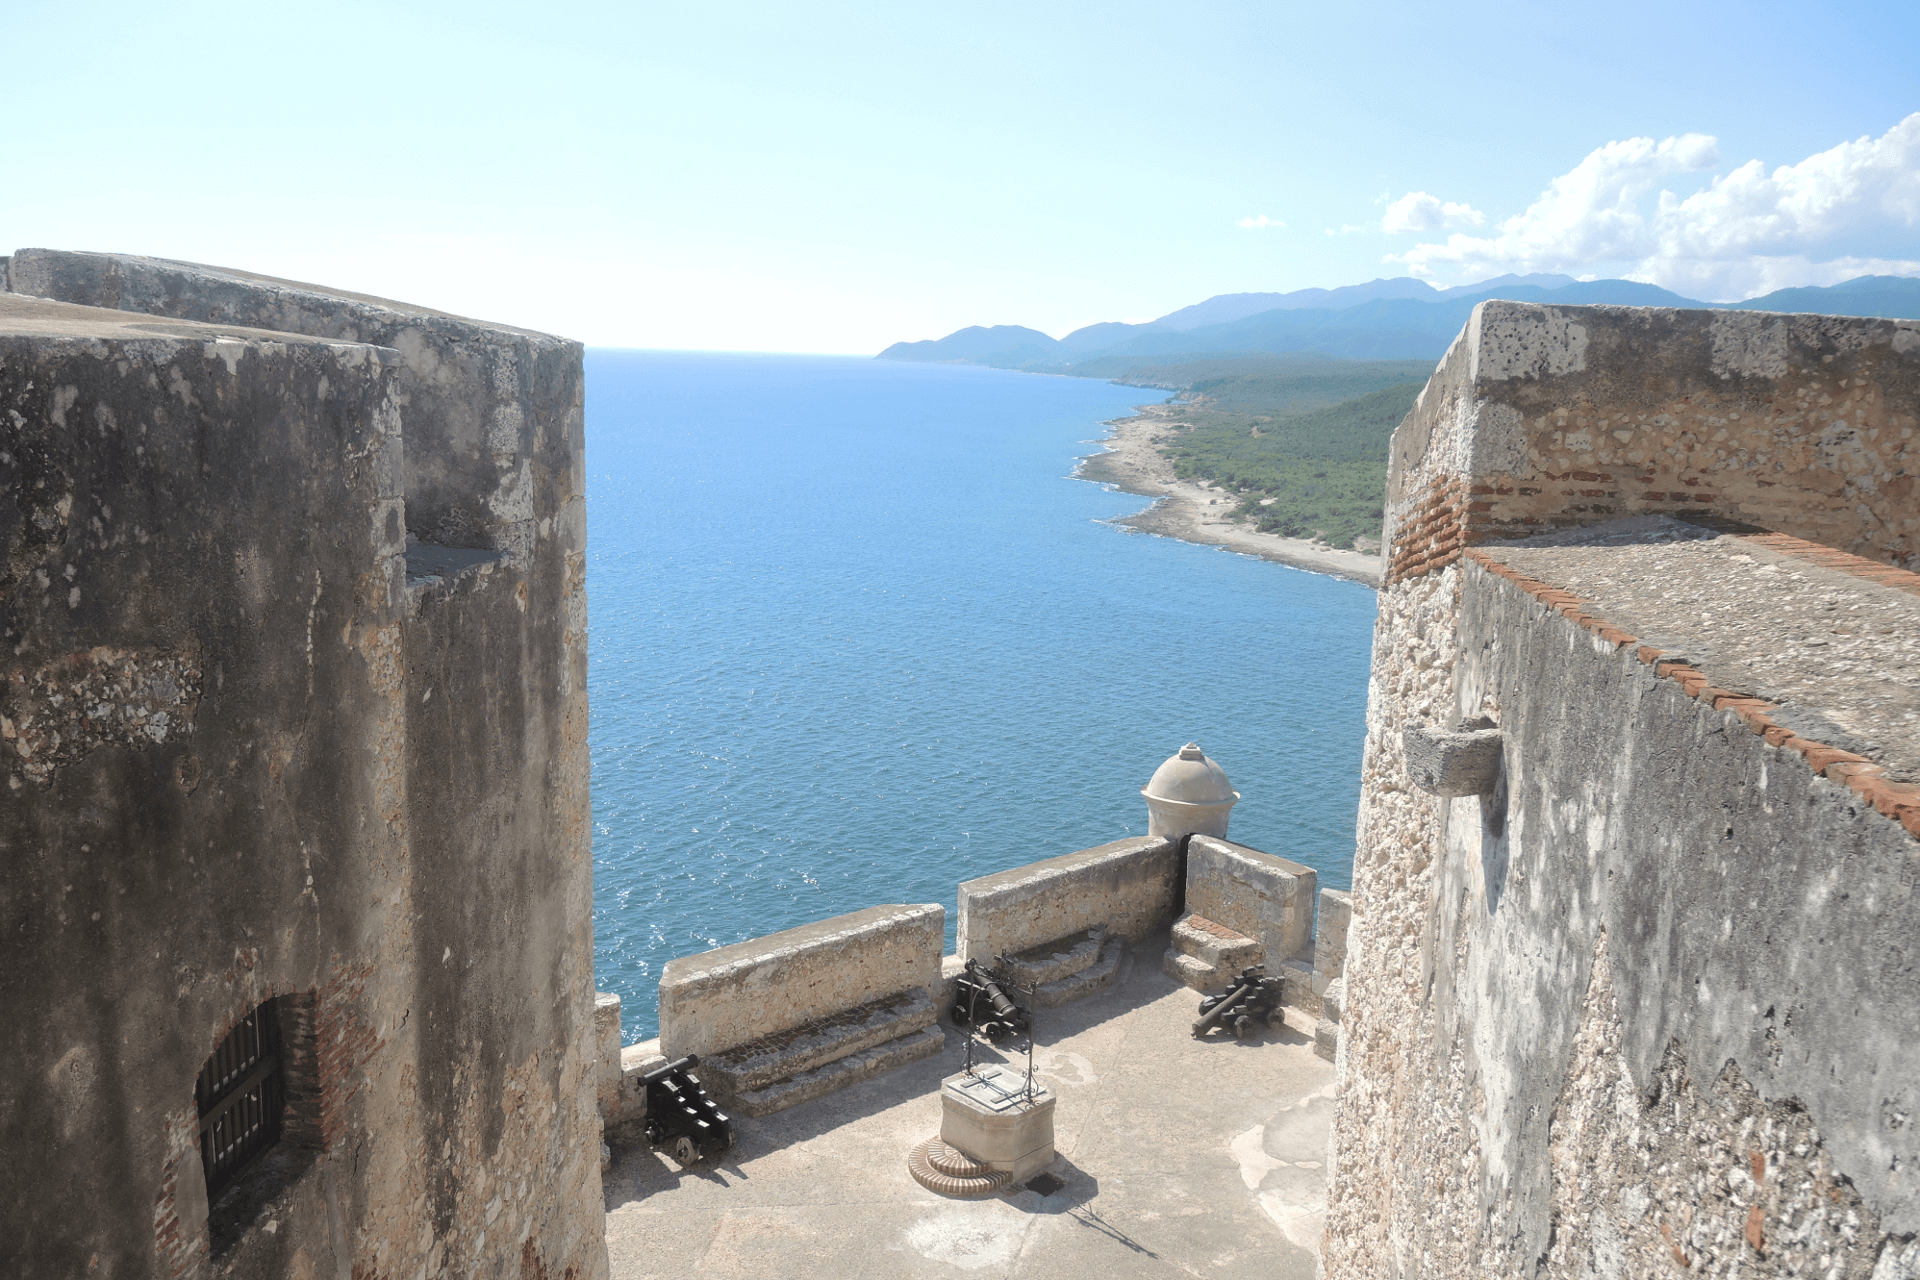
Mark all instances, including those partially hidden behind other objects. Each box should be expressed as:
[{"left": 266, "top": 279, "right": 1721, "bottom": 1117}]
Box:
[{"left": 3, "top": 1, "right": 1916, "bottom": 353}]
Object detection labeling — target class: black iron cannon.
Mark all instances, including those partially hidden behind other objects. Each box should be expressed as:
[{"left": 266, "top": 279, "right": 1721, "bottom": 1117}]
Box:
[
  {"left": 1192, "top": 965, "right": 1286, "bottom": 1039},
  {"left": 951, "top": 958, "right": 1032, "bottom": 1042},
  {"left": 639, "top": 1055, "right": 734, "bottom": 1164}
]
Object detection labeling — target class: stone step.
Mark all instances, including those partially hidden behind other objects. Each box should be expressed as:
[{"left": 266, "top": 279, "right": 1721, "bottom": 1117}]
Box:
[
  {"left": 907, "top": 1135, "right": 1012, "bottom": 1198},
  {"left": 1170, "top": 914, "right": 1263, "bottom": 970},
  {"left": 724, "top": 1025, "right": 946, "bottom": 1118},
  {"left": 1030, "top": 934, "right": 1125, "bottom": 1008},
  {"left": 700, "top": 990, "right": 937, "bottom": 1097},
  {"left": 1161, "top": 948, "right": 1221, "bottom": 991},
  {"left": 1314, "top": 1017, "right": 1338, "bottom": 1063},
  {"left": 926, "top": 1138, "right": 998, "bottom": 1179},
  {"left": 998, "top": 926, "right": 1107, "bottom": 988}
]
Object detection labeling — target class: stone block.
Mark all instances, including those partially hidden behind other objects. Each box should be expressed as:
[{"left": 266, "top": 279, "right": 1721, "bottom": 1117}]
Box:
[
  {"left": 1185, "top": 835, "right": 1317, "bottom": 965},
  {"left": 594, "top": 993, "right": 624, "bottom": 1122},
  {"left": 1314, "top": 888, "right": 1353, "bottom": 980},
  {"left": 1403, "top": 722, "right": 1504, "bottom": 797},
  {"left": 1313, "top": 1017, "right": 1338, "bottom": 1062},
  {"left": 940, "top": 1067, "right": 1057, "bottom": 1183},
  {"left": 658, "top": 903, "right": 944, "bottom": 1061},
  {"left": 957, "top": 836, "right": 1178, "bottom": 964}
]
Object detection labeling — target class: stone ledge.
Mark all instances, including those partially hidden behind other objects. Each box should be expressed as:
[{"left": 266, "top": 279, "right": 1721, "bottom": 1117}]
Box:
[
  {"left": 723, "top": 1024, "right": 945, "bottom": 1118},
  {"left": 1030, "top": 934, "right": 1126, "bottom": 1008},
  {"left": 999, "top": 926, "right": 1106, "bottom": 988},
  {"left": 700, "top": 990, "right": 937, "bottom": 1097}
]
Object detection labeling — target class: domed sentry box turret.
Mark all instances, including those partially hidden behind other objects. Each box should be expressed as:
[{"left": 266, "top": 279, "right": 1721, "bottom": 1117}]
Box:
[{"left": 1142, "top": 743, "right": 1240, "bottom": 839}]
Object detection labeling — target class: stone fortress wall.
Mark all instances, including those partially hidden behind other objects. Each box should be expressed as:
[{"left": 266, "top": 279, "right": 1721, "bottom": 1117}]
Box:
[
  {"left": 600, "top": 809, "right": 1353, "bottom": 1129},
  {"left": 1324, "top": 302, "right": 1920, "bottom": 1279},
  {"left": 0, "top": 252, "right": 604, "bottom": 1280}
]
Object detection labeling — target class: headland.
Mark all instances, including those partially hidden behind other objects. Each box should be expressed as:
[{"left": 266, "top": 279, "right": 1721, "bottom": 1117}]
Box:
[{"left": 1077, "top": 403, "right": 1385, "bottom": 588}]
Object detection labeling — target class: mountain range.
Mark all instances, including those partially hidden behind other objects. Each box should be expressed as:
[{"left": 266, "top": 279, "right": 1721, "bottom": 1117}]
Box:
[{"left": 877, "top": 275, "right": 1920, "bottom": 370}]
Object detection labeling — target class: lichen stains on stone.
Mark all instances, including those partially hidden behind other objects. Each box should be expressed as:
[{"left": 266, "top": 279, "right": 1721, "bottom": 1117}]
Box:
[{"left": 3, "top": 643, "right": 201, "bottom": 786}]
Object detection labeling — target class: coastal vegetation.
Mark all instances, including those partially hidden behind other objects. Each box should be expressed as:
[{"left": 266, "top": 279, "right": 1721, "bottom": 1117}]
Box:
[{"left": 1139, "top": 358, "right": 1430, "bottom": 549}]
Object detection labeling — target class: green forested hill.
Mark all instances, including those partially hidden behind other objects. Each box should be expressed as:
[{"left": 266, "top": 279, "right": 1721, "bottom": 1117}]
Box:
[{"left": 1151, "top": 375, "right": 1427, "bottom": 549}]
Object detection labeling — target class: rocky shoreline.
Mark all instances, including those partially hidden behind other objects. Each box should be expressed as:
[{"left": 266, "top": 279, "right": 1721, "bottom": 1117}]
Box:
[{"left": 1077, "top": 403, "right": 1384, "bottom": 588}]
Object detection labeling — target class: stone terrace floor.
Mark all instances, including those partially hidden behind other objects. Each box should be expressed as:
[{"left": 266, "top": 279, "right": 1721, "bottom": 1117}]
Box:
[{"left": 602, "top": 931, "right": 1335, "bottom": 1280}]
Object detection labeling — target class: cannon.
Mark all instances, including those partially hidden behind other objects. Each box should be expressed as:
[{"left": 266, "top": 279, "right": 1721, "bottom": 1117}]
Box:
[
  {"left": 638, "top": 1055, "right": 734, "bottom": 1164},
  {"left": 951, "top": 959, "right": 1032, "bottom": 1042},
  {"left": 1192, "top": 965, "right": 1286, "bottom": 1039}
]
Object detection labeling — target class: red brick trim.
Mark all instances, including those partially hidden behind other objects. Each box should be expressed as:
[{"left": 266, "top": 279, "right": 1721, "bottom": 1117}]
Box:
[
  {"left": 316, "top": 961, "right": 384, "bottom": 1151},
  {"left": 1464, "top": 548, "right": 1920, "bottom": 841},
  {"left": 1185, "top": 914, "right": 1252, "bottom": 942},
  {"left": 1737, "top": 531, "right": 1920, "bottom": 599},
  {"left": 1386, "top": 476, "right": 1469, "bottom": 585}
]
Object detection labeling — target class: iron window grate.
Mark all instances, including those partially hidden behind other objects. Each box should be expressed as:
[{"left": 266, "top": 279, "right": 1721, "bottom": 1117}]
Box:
[{"left": 196, "top": 1004, "right": 284, "bottom": 1199}]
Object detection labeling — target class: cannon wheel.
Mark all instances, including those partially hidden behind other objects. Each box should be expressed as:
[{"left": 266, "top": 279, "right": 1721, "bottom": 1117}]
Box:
[
  {"left": 1232, "top": 1014, "right": 1252, "bottom": 1040},
  {"left": 1267, "top": 1007, "right": 1287, "bottom": 1029},
  {"left": 671, "top": 1135, "right": 699, "bottom": 1165}
]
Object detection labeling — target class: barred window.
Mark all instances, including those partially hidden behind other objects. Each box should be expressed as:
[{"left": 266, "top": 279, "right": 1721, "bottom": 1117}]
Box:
[{"left": 196, "top": 1002, "right": 285, "bottom": 1199}]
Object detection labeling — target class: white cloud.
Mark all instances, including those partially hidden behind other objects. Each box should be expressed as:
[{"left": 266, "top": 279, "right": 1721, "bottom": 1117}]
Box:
[
  {"left": 1390, "top": 115, "right": 1920, "bottom": 299},
  {"left": 1237, "top": 214, "right": 1286, "bottom": 229},
  {"left": 1381, "top": 191, "right": 1485, "bottom": 234}
]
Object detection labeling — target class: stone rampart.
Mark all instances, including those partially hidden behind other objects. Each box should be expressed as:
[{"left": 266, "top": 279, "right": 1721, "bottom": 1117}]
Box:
[
  {"left": 657, "top": 904, "right": 944, "bottom": 1062},
  {"left": 955, "top": 835, "right": 1179, "bottom": 963},
  {"left": 0, "top": 256, "right": 600, "bottom": 1280},
  {"left": 1325, "top": 302, "right": 1920, "bottom": 1279}
]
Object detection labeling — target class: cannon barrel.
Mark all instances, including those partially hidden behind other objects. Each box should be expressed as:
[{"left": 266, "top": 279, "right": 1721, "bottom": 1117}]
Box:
[
  {"left": 966, "top": 960, "right": 1022, "bottom": 1020},
  {"left": 637, "top": 1054, "right": 700, "bottom": 1087},
  {"left": 1192, "top": 980, "right": 1258, "bottom": 1036}
]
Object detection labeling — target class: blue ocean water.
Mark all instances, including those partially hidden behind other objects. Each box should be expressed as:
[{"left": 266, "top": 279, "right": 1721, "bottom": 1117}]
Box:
[{"left": 586, "top": 351, "right": 1376, "bottom": 1040}]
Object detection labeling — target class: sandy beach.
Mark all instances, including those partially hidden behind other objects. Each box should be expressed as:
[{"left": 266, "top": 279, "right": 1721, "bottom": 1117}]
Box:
[{"left": 1076, "top": 403, "right": 1384, "bottom": 588}]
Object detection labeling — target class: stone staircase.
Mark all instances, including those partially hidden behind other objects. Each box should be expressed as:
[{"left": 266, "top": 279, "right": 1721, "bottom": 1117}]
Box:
[
  {"left": 694, "top": 989, "right": 944, "bottom": 1117},
  {"left": 1161, "top": 914, "right": 1263, "bottom": 992},
  {"left": 996, "top": 925, "right": 1126, "bottom": 1008}
]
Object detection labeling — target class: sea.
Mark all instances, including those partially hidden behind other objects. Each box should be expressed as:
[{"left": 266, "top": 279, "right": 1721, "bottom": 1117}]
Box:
[{"left": 585, "top": 351, "right": 1378, "bottom": 1040}]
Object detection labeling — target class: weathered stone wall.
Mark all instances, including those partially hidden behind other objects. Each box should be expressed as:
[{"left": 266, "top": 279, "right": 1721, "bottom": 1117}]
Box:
[
  {"left": 1384, "top": 302, "right": 1920, "bottom": 584},
  {"left": 1184, "top": 834, "right": 1317, "bottom": 964},
  {"left": 1324, "top": 303, "right": 1920, "bottom": 1279},
  {"left": 0, "top": 254, "right": 601, "bottom": 1280},
  {"left": 656, "top": 904, "right": 944, "bottom": 1061},
  {"left": 956, "top": 835, "right": 1180, "bottom": 963}
]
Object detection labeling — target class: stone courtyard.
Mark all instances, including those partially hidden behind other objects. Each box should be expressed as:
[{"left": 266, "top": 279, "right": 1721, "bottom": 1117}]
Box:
[{"left": 603, "top": 929, "right": 1334, "bottom": 1279}]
